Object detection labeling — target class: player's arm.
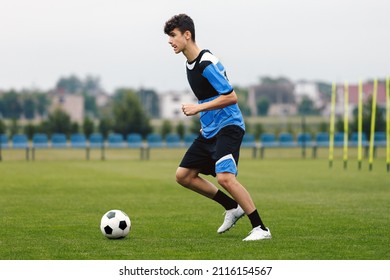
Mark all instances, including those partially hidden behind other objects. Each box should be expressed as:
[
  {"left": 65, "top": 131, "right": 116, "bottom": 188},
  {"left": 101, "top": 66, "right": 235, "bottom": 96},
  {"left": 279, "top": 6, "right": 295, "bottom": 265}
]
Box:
[
  {"left": 182, "top": 58, "right": 237, "bottom": 116},
  {"left": 182, "top": 92, "right": 237, "bottom": 116}
]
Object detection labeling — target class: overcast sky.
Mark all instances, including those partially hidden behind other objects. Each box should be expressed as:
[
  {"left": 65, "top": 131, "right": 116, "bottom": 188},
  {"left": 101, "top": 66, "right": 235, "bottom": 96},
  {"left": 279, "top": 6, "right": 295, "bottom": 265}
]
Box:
[{"left": 0, "top": 0, "right": 389, "bottom": 93}]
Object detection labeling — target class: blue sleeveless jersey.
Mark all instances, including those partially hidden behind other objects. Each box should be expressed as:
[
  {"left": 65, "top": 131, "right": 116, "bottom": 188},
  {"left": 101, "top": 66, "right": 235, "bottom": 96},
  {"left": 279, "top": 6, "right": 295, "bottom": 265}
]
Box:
[{"left": 186, "top": 50, "right": 245, "bottom": 138}]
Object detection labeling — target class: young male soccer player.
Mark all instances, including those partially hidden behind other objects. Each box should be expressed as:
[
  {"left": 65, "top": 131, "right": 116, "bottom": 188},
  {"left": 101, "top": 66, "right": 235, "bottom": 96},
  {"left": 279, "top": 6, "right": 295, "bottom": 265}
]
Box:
[{"left": 164, "top": 14, "right": 271, "bottom": 241}]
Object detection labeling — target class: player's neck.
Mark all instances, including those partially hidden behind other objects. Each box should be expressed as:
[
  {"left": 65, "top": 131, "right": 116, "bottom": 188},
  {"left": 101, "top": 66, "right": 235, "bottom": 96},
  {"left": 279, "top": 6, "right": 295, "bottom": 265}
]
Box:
[{"left": 183, "top": 42, "right": 201, "bottom": 63}]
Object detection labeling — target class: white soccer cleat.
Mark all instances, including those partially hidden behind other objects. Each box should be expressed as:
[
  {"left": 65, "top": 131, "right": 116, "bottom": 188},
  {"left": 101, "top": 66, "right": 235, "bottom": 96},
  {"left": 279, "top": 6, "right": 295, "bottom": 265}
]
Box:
[
  {"left": 217, "top": 205, "right": 245, "bottom": 234},
  {"left": 242, "top": 226, "right": 272, "bottom": 241}
]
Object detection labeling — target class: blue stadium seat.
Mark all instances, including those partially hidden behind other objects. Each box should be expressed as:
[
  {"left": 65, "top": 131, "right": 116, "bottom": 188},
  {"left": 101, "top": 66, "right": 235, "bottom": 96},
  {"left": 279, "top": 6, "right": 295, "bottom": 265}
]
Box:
[
  {"left": 241, "top": 133, "right": 256, "bottom": 148},
  {"left": 10, "top": 134, "right": 30, "bottom": 160},
  {"left": 183, "top": 133, "right": 197, "bottom": 147},
  {"left": 12, "top": 134, "right": 29, "bottom": 149},
  {"left": 89, "top": 133, "right": 104, "bottom": 148},
  {"left": 297, "top": 133, "right": 313, "bottom": 147},
  {"left": 315, "top": 132, "right": 329, "bottom": 147},
  {"left": 165, "top": 133, "right": 182, "bottom": 148},
  {"left": 334, "top": 132, "right": 345, "bottom": 147},
  {"left": 107, "top": 133, "right": 125, "bottom": 148},
  {"left": 70, "top": 133, "right": 87, "bottom": 148},
  {"left": 241, "top": 133, "right": 258, "bottom": 158},
  {"left": 260, "top": 133, "right": 278, "bottom": 148},
  {"left": 0, "top": 134, "right": 9, "bottom": 148},
  {"left": 127, "top": 133, "right": 143, "bottom": 148},
  {"left": 259, "top": 133, "right": 278, "bottom": 159},
  {"left": 278, "top": 133, "right": 296, "bottom": 147},
  {"left": 32, "top": 133, "right": 49, "bottom": 148},
  {"left": 350, "top": 132, "right": 368, "bottom": 147},
  {"left": 374, "top": 131, "right": 386, "bottom": 147},
  {"left": 146, "top": 133, "right": 163, "bottom": 148},
  {"left": 51, "top": 133, "right": 67, "bottom": 148},
  {"left": 311, "top": 132, "right": 330, "bottom": 159}
]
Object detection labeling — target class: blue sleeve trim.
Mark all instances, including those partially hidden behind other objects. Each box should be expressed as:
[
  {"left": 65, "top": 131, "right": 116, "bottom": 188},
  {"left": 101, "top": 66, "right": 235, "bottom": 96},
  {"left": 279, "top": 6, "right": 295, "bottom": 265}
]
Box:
[{"left": 202, "top": 63, "right": 233, "bottom": 95}]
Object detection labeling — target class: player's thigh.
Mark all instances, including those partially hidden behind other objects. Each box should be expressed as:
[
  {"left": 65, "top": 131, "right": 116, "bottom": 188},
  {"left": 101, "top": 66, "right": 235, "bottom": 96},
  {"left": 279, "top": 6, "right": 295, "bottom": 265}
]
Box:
[
  {"left": 215, "top": 125, "right": 244, "bottom": 162},
  {"left": 179, "top": 135, "right": 216, "bottom": 176}
]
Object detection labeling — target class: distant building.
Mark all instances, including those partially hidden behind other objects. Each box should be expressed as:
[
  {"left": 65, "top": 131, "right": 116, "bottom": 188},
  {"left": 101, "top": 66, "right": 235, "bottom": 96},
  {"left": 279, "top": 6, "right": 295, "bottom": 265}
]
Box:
[
  {"left": 95, "top": 93, "right": 110, "bottom": 107},
  {"left": 157, "top": 90, "right": 198, "bottom": 119},
  {"left": 294, "top": 80, "right": 324, "bottom": 109},
  {"left": 137, "top": 88, "right": 160, "bottom": 118},
  {"left": 50, "top": 93, "right": 84, "bottom": 123},
  {"left": 267, "top": 104, "right": 297, "bottom": 116},
  {"left": 331, "top": 81, "right": 387, "bottom": 118},
  {"left": 248, "top": 78, "right": 296, "bottom": 116}
]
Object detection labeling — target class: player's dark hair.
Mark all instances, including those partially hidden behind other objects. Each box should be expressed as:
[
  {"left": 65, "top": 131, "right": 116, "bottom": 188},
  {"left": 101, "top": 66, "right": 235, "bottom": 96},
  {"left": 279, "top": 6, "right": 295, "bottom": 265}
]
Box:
[{"left": 164, "top": 14, "right": 196, "bottom": 42}]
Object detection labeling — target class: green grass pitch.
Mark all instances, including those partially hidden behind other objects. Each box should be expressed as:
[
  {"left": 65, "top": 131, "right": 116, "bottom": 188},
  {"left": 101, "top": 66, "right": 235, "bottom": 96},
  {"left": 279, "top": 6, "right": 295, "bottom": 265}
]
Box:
[{"left": 0, "top": 148, "right": 389, "bottom": 260}]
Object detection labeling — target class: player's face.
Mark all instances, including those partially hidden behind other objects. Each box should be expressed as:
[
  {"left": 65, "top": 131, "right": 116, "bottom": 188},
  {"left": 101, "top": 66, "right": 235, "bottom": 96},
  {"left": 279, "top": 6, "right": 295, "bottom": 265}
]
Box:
[{"left": 168, "top": 28, "right": 188, "bottom": 54}]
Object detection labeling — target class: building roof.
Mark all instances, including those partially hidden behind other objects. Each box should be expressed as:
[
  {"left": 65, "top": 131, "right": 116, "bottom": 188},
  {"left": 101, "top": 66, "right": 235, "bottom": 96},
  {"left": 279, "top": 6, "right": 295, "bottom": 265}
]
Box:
[{"left": 336, "top": 81, "right": 387, "bottom": 105}]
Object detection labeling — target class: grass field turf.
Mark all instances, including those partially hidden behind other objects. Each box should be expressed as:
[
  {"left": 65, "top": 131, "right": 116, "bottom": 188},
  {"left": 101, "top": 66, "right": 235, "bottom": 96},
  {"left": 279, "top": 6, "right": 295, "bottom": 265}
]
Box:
[{"left": 0, "top": 149, "right": 389, "bottom": 260}]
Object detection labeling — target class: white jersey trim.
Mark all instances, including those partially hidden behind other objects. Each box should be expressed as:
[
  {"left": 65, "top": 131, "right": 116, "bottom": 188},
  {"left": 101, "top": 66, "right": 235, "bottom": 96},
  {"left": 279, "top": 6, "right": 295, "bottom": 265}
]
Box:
[{"left": 216, "top": 153, "right": 237, "bottom": 167}]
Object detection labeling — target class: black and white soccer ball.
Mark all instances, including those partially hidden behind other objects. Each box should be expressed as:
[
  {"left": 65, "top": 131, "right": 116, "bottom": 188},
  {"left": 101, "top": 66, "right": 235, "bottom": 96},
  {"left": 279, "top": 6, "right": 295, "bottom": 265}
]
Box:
[{"left": 100, "top": 209, "right": 131, "bottom": 239}]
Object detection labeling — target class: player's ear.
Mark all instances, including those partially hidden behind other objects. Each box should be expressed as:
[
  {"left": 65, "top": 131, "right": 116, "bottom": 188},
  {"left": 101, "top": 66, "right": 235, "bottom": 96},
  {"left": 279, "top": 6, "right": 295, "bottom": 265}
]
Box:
[{"left": 184, "top": 30, "right": 192, "bottom": 41}]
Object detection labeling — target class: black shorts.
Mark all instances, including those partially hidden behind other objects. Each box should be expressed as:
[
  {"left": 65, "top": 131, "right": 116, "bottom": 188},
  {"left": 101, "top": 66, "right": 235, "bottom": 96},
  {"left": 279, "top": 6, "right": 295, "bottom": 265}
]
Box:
[{"left": 179, "top": 125, "right": 244, "bottom": 176}]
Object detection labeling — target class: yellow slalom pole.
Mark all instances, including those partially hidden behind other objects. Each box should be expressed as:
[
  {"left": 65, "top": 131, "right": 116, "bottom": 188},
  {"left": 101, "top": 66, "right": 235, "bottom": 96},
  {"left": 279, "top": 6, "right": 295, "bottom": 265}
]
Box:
[
  {"left": 343, "top": 81, "right": 349, "bottom": 170},
  {"left": 358, "top": 80, "right": 363, "bottom": 170},
  {"left": 369, "top": 79, "right": 378, "bottom": 171},
  {"left": 386, "top": 76, "right": 390, "bottom": 172},
  {"left": 329, "top": 82, "right": 336, "bottom": 168}
]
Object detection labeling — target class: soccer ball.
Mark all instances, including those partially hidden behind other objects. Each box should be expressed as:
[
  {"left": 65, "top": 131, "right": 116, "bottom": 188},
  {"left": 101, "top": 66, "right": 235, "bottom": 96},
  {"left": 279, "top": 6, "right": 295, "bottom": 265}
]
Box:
[{"left": 100, "top": 209, "right": 131, "bottom": 239}]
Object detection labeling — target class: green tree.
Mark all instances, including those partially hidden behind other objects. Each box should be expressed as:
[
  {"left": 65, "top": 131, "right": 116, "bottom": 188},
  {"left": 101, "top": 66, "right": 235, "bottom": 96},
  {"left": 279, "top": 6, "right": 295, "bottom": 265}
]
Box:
[
  {"left": 38, "top": 120, "right": 50, "bottom": 135},
  {"left": 23, "top": 123, "right": 37, "bottom": 139},
  {"left": 298, "top": 96, "right": 318, "bottom": 115},
  {"left": 317, "top": 81, "right": 332, "bottom": 101},
  {"left": 0, "top": 98, "right": 4, "bottom": 117},
  {"left": 176, "top": 121, "right": 185, "bottom": 138},
  {"left": 47, "top": 109, "right": 72, "bottom": 135},
  {"left": 56, "top": 75, "right": 83, "bottom": 93},
  {"left": 112, "top": 89, "right": 152, "bottom": 137},
  {"left": 83, "top": 75, "right": 102, "bottom": 94},
  {"left": 137, "top": 88, "right": 159, "bottom": 118},
  {"left": 0, "top": 119, "right": 6, "bottom": 134},
  {"left": 22, "top": 96, "right": 36, "bottom": 120},
  {"left": 83, "top": 94, "right": 98, "bottom": 117},
  {"left": 161, "top": 120, "right": 172, "bottom": 138},
  {"left": 351, "top": 95, "right": 386, "bottom": 138},
  {"left": 335, "top": 117, "right": 346, "bottom": 133},
  {"left": 189, "top": 116, "right": 201, "bottom": 134},
  {"left": 2, "top": 91, "right": 22, "bottom": 119},
  {"left": 83, "top": 117, "right": 95, "bottom": 137},
  {"left": 318, "top": 121, "right": 329, "bottom": 133},
  {"left": 253, "top": 123, "right": 264, "bottom": 139},
  {"left": 235, "top": 86, "right": 251, "bottom": 116},
  {"left": 9, "top": 119, "right": 20, "bottom": 137},
  {"left": 71, "top": 122, "right": 80, "bottom": 134},
  {"left": 257, "top": 97, "right": 270, "bottom": 116},
  {"left": 35, "top": 93, "right": 50, "bottom": 117},
  {"left": 98, "top": 117, "right": 112, "bottom": 138}
]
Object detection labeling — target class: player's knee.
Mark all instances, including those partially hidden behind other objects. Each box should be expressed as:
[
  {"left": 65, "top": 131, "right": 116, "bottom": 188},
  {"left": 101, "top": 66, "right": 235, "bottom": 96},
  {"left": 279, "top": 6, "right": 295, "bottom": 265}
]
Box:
[
  {"left": 175, "top": 168, "right": 190, "bottom": 186},
  {"left": 217, "top": 173, "right": 234, "bottom": 190}
]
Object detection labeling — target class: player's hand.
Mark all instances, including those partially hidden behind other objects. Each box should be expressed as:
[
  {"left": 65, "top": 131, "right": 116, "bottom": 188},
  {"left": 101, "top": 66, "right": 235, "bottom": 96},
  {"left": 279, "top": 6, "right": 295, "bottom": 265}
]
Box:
[{"left": 181, "top": 103, "right": 199, "bottom": 116}]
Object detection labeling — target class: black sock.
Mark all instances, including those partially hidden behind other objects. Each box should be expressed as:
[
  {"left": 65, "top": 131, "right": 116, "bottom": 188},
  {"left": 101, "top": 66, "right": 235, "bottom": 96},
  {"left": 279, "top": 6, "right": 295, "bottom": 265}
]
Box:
[
  {"left": 248, "top": 209, "right": 267, "bottom": 231},
  {"left": 212, "top": 190, "right": 238, "bottom": 210}
]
